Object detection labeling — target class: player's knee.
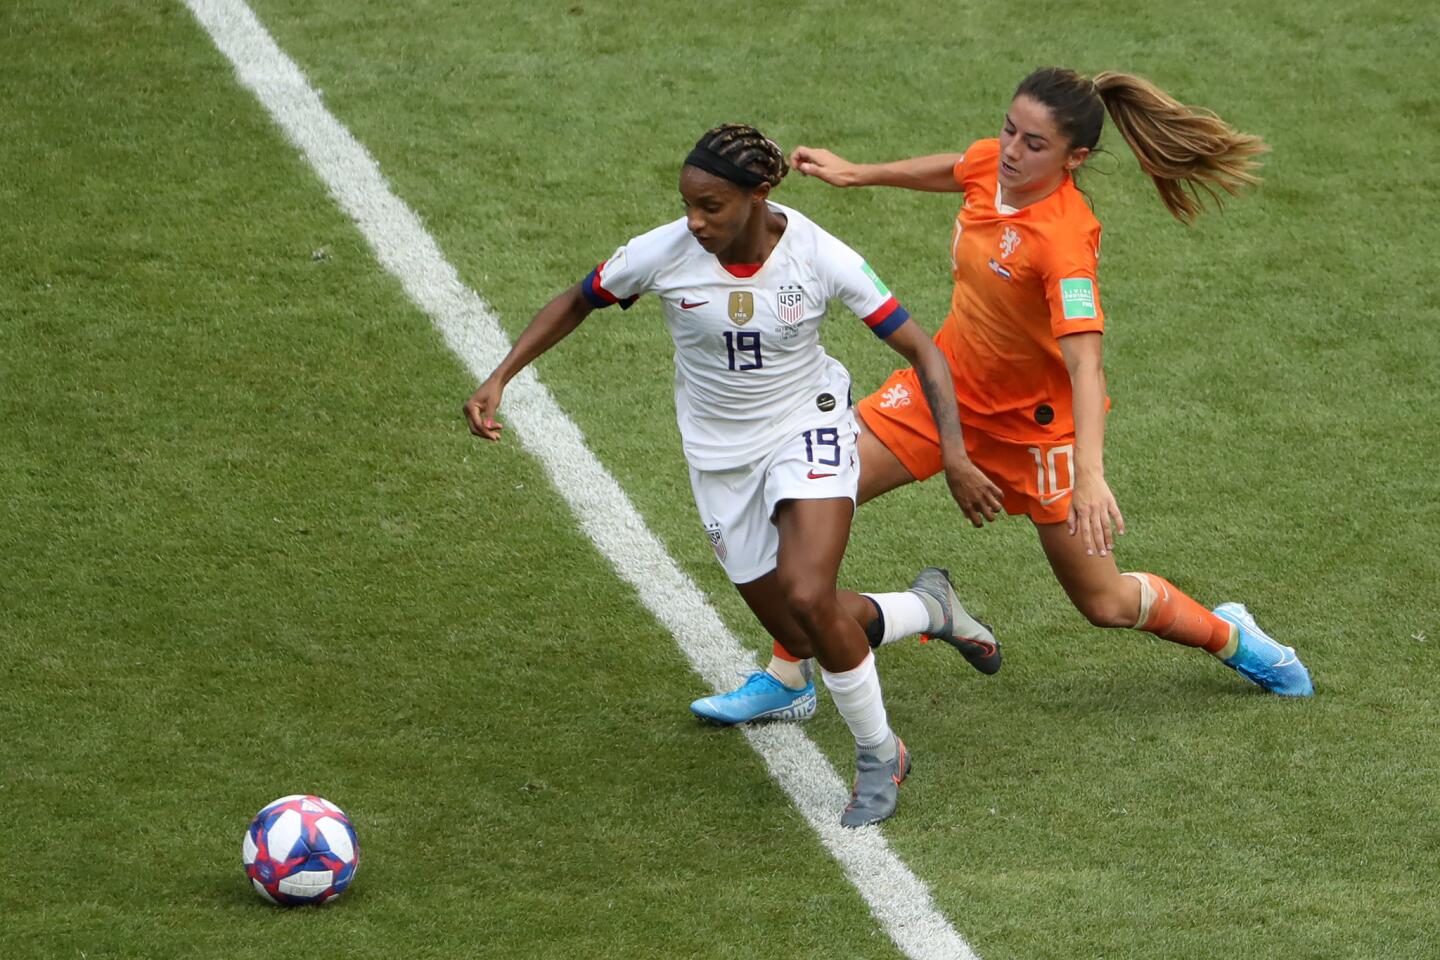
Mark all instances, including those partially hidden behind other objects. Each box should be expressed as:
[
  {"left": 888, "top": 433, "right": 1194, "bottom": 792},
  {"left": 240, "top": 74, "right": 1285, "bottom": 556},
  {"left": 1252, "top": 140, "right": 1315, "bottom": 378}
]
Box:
[
  {"left": 781, "top": 580, "right": 839, "bottom": 635},
  {"left": 1074, "top": 591, "right": 1137, "bottom": 629}
]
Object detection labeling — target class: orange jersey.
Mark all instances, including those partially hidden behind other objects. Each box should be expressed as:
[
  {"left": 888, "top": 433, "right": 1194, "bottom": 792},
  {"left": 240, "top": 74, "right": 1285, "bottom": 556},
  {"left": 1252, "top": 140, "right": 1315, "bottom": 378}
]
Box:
[{"left": 938, "top": 138, "right": 1107, "bottom": 442}]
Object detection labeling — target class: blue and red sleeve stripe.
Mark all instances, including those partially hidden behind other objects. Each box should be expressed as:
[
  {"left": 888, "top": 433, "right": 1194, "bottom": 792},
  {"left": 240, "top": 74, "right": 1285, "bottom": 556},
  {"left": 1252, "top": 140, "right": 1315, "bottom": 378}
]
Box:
[
  {"left": 580, "top": 261, "right": 638, "bottom": 310},
  {"left": 862, "top": 296, "right": 909, "bottom": 338}
]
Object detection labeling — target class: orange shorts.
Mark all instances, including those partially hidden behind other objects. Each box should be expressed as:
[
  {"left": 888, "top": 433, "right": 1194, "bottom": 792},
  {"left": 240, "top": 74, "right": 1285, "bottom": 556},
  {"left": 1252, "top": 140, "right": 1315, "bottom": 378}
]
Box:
[{"left": 858, "top": 368, "right": 1076, "bottom": 524}]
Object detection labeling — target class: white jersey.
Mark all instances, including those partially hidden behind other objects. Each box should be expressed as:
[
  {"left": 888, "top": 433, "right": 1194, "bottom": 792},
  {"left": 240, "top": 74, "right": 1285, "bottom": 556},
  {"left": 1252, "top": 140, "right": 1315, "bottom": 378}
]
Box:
[{"left": 581, "top": 202, "right": 911, "bottom": 470}]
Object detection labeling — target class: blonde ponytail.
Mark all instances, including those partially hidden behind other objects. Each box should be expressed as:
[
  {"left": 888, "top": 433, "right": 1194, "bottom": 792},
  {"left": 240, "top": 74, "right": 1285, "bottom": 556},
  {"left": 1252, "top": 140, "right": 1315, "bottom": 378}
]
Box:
[
  {"left": 1092, "top": 71, "right": 1267, "bottom": 223},
  {"left": 1015, "top": 67, "right": 1268, "bottom": 223}
]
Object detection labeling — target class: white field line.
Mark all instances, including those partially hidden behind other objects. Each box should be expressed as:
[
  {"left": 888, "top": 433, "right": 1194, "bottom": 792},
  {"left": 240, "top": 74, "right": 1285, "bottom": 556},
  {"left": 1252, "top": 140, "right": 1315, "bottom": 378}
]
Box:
[{"left": 180, "top": 2, "right": 980, "bottom": 957}]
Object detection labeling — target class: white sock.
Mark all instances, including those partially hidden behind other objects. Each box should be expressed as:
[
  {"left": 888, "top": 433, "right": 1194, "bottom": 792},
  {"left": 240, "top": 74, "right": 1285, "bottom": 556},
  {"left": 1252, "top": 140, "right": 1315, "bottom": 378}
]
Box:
[
  {"left": 765, "top": 655, "right": 810, "bottom": 690},
  {"left": 861, "top": 591, "right": 932, "bottom": 645},
  {"left": 821, "top": 651, "right": 895, "bottom": 760}
]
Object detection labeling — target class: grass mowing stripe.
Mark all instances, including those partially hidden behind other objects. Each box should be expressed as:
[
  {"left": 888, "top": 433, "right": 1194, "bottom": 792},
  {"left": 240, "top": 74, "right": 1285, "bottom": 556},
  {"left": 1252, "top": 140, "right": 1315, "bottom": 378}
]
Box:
[{"left": 179, "top": 1, "right": 980, "bottom": 957}]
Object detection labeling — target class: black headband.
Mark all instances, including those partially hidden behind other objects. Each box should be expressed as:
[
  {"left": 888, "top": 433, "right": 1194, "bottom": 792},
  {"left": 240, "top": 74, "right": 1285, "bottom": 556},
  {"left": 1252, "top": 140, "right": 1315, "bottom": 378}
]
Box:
[{"left": 684, "top": 144, "right": 769, "bottom": 188}]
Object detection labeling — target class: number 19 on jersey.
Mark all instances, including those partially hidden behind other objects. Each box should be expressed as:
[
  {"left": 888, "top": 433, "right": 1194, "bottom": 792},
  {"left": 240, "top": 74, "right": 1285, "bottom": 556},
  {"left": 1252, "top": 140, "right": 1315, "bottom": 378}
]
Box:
[{"left": 724, "top": 331, "right": 763, "bottom": 371}]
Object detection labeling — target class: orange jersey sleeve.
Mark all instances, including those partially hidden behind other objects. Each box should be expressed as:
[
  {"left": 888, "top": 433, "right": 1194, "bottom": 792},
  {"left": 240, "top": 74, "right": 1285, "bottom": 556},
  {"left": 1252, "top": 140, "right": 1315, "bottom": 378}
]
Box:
[{"left": 1038, "top": 219, "right": 1104, "bottom": 341}]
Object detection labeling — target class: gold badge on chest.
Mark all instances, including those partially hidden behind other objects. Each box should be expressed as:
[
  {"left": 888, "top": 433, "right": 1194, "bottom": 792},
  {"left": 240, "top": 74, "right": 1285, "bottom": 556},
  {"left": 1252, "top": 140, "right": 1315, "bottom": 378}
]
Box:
[{"left": 728, "top": 291, "right": 755, "bottom": 326}]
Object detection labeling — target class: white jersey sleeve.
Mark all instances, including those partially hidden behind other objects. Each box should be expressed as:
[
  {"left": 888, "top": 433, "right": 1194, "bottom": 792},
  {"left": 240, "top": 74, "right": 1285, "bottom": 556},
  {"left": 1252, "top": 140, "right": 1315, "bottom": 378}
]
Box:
[
  {"left": 581, "top": 222, "right": 682, "bottom": 310},
  {"left": 811, "top": 232, "right": 911, "bottom": 338}
]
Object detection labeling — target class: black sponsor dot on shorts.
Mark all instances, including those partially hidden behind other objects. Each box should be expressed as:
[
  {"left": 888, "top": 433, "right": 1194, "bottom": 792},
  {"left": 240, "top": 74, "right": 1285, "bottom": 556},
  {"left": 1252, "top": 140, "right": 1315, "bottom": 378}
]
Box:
[
  {"left": 1034, "top": 404, "right": 1054, "bottom": 425},
  {"left": 817, "top": 393, "right": 836, "bottom": 412}
]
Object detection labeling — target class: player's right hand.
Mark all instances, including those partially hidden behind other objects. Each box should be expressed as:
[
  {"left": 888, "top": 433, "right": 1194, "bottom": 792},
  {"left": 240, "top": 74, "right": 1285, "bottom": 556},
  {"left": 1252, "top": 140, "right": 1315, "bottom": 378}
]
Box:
[
  {"left": 788, "top": 146, "right": 859, "bottom": 187},
  {"left": 463, "top": 379, "right": 505, "bottom": 441},
  {"left": 944, "top": 458, "right": 1004, "bottom": 528}
]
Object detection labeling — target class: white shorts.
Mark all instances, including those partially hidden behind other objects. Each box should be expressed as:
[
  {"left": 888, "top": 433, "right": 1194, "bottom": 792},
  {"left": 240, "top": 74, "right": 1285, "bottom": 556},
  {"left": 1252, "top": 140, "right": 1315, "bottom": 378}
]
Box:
[{"left": 689, "top": 407, "right": 860, "bottom": 583}]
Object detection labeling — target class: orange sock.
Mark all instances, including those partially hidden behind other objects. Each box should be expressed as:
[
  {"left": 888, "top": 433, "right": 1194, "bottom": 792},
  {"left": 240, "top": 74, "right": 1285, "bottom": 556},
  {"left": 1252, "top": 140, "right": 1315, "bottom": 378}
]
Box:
[
  {"left": 772, "top": 639, "right": 802, "bottom": 662},
  {"left": 1124, "top": 573, "right": 1233, "bottom": 654}
]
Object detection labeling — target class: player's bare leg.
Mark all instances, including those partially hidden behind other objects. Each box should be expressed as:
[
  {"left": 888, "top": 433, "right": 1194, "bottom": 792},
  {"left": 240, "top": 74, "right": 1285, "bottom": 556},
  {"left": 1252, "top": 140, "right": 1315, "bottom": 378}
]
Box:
[
  {"left": 687, "top": 571, "right": 822, "bottom": 725},
  {"left": 771, "top": 498, "right": 867, "bottom": 671},
  {"left": 753, "top": 424, "right": 996, "bottom": 677},
  {"left": 855, "top": 420, "right": 918, "bottom": 505},
  {"left": 694, "top": 569, "right": 941, "bottom": 726},
  {"left": 1034, "top": 521, "right": 1313, "bottom": 695},
  {"left": 772, "top": 496, "right": 909, "bottom": 826}
]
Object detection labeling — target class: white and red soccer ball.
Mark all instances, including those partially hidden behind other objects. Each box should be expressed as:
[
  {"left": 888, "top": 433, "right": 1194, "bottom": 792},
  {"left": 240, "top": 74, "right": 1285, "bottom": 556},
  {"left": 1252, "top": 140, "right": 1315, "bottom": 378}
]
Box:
[{"left": 243, "top": 795, "right": 359, "bottom": 905}]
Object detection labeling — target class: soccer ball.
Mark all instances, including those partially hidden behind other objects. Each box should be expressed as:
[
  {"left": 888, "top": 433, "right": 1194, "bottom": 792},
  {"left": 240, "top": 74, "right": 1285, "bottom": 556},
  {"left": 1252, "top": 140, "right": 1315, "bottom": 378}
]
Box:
[{"left": 242, "top": 794, "right": 360, "bottom": 905}]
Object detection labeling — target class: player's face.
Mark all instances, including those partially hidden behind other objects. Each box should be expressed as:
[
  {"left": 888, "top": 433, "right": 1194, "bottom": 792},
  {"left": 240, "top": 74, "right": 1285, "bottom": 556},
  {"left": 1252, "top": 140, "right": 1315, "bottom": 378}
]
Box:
[
  {"left": 680, "top": 166, "right": 761, "bottom": 255},
  {"left": 998, "top": 94, "right": 1089, "bottom": 194}
]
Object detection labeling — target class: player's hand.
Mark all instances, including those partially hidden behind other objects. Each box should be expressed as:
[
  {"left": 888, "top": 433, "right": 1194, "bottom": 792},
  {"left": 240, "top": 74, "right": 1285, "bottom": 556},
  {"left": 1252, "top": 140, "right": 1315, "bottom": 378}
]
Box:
[
  {"left": 463, "top": 378, "right": 506, "bottom": 441},
  {"left": 1067, "top": 472, "right": 1125, "bottom": 557},
  {"left": 788, "top": 146, "right": 860, "bottom": 187},
  {"left": 943, "top": 458, "right": 1004, "bottom": 528}
]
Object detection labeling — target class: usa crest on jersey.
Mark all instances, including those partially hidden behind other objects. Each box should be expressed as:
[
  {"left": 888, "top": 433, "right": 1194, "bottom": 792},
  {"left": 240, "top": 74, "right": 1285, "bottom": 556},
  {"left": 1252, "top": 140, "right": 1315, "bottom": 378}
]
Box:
[
  {"left": 776, "top": 285, "right": 806, "bottom": 325},
  {"left": 705, "top": 521, "right": 727, "bottom": 561}
]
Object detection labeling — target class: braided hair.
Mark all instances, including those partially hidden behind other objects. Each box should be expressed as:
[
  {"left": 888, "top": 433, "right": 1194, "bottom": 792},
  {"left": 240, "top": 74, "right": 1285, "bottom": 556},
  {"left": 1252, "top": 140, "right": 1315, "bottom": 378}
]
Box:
[{"left": 693, "top": 124, "right": 790, "bottom": 188}]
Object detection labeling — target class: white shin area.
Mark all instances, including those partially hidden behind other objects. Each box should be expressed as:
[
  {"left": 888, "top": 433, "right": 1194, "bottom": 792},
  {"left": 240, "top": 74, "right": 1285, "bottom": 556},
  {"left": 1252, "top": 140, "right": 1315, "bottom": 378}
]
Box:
[
  {"left": 821, "top": 651, "right": 895, "bottom": 759},
  {"left": 862, "top": 591, "right": 933, "bottom": 645}
]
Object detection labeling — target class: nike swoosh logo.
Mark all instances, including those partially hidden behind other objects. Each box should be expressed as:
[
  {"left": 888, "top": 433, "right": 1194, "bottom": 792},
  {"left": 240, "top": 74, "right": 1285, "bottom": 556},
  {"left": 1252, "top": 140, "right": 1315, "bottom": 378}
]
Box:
[
  {"left": 806, "top": 470, "right": 836, "bottom": 479},
  {"left": 680, "top": 299, "right": 708, "bottom": 309},
  {"left": 892, "top": 742, "right": 909, "bottom": 785},
  {"left": 1038, "top": 491, "right": 1069, "bottom": 505},
  {"left": 1273, "top": 647, "right": 1298, "bottom": 668}
]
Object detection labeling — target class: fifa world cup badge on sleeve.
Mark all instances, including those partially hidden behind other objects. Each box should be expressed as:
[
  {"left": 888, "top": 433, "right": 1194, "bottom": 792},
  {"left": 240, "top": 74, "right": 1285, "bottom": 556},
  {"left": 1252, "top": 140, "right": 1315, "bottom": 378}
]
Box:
[
  {"left": 861, "top": 262, "right": 890, "bottom": 296},
  {"left": 1060, "top": 278, "right": 1097, "bottom": 320}
]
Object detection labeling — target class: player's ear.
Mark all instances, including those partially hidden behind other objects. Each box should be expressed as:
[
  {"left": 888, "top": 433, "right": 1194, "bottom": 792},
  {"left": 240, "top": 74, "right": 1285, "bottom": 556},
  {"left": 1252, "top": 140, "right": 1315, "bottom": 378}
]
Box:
[
  {"left": 750, "top": 181, "right": 772, "bottom": 204},
  {"left": 1065, "top": 146, "right": 1090, "bottom": 171}
]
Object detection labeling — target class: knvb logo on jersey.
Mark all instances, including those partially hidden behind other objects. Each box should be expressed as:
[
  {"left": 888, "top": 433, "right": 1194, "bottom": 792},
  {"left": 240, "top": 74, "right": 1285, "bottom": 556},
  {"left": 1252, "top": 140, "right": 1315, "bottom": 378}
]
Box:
[
  {"left": 776, "top": 285, "right": 806, "bottom": 326},
  {"left": 728, "top": 291, "right": 755, "bottom": 326},
  {"left": 1000, "top": 226, "right": 1021, "bottom": 260},
  {"left": 878, "top": 383, "right": 912, "bottom": 409}
]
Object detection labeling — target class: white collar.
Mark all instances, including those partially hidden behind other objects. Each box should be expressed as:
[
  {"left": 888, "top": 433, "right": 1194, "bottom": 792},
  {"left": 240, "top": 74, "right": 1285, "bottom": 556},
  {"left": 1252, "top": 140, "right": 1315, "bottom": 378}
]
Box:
[{"left": 994, "top": 180, "right": 1021, "bottom": 216}]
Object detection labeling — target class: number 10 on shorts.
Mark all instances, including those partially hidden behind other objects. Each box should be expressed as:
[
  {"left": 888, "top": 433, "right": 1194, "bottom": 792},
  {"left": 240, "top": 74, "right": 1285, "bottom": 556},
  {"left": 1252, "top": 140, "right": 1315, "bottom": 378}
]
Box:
[{"left": 1028, "top": 443, "right": 1075, "bottom": 505}]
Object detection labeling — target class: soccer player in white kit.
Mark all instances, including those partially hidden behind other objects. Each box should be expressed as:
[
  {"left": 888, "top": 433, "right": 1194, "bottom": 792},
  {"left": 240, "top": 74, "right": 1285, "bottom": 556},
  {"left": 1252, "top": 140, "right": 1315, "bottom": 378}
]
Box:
[{"left": 464, "top": 124, "right": 1000, "bottom": 826}]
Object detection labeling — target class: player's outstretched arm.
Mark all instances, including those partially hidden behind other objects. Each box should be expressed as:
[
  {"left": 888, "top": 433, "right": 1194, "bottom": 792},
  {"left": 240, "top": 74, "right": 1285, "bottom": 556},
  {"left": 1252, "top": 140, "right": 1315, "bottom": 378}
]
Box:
[
  {"left": 881, "top": 319, "right": 1003, "bottom": 526},
  {"left": 463, "top": 283, "right": 595, "bottom": 441},
  {"left": 789, "top": 146, "right": 965, "bottom": 192},
  {"left": 1059, "top": 332, "right": 1124, "bottom": 555}
]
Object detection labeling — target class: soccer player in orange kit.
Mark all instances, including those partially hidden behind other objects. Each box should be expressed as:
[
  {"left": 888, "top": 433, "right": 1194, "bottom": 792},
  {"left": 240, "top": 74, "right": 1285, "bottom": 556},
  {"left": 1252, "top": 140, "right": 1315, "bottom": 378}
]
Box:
[{"left": 700, "top": 67, "right": 1313, "bottom": 716}]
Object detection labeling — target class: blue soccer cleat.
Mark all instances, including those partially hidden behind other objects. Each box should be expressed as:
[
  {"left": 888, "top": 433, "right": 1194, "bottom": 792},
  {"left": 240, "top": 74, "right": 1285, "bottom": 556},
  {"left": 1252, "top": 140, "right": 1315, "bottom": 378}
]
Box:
[
  {"left": 1214, "top": 602, "right": 1314, "bottom": 697},
  {"left": 690, "top": 670, "right": 817, "bottom": 726}
]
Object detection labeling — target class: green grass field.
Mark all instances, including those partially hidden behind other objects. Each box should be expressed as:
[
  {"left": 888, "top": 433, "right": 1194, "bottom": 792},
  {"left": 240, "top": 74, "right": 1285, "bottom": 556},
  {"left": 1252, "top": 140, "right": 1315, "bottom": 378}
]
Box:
[{"left": 4, "top": 1, "right": 1438, "bottom": 957}]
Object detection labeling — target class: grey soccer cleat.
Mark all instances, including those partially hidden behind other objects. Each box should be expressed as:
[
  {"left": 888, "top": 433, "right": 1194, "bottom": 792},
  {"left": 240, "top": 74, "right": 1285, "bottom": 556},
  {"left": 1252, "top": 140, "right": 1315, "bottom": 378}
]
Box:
[
  {"left": 841, "top": 735, "right": 911, "bottom": 828},
  {"left": 909, "top": 567, "right": 1001, "bottom": 675}
]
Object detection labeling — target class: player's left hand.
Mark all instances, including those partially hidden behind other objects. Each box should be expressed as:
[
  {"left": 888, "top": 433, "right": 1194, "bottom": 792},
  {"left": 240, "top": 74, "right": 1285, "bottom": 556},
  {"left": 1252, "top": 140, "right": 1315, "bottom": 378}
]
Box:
[
  {"left": 463, "top": 378, "right": 506, "bottom": 441},
  {"left": 1068, "top": 473, "right": 1125, "bottom": 557},
  {"left": 944, "top": 458, "right": 1004, "bottom": 528}
]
